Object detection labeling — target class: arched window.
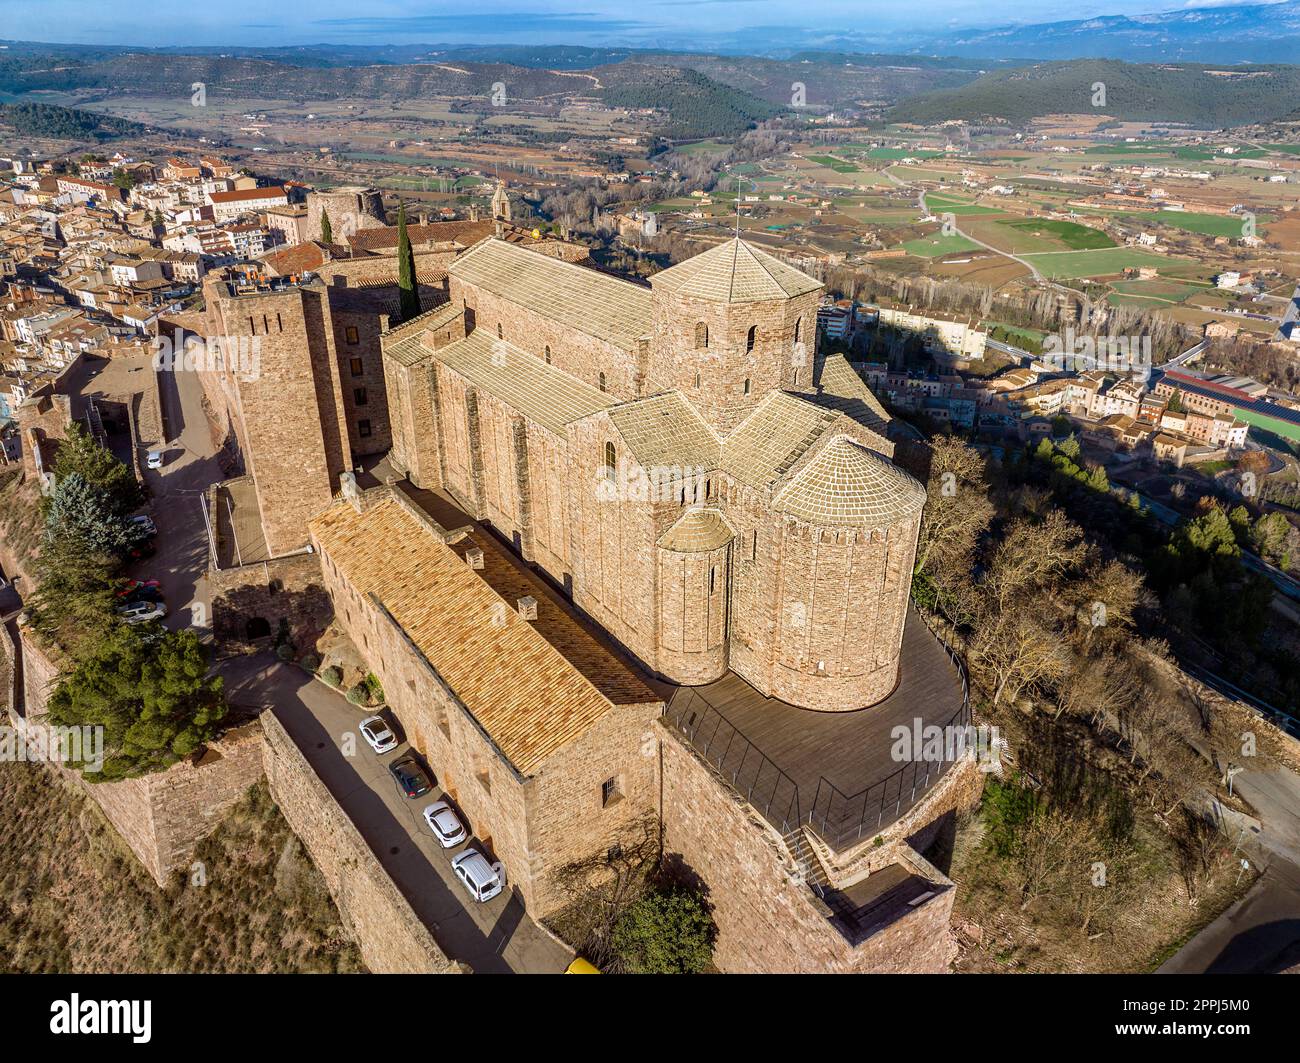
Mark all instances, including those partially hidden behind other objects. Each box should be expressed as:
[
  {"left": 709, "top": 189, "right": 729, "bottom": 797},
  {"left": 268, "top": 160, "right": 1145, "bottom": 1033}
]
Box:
[
  {"left": 544, "top": 344, "right": 552, "bottom": 364},
  {"left": 694, "top": 322, "right": 709, "bottom": 349},
  {"left": 794, "top": 317, "right": 801, "bottom": 344},
  {"left": 598, "top": 371, "right": 607, "bottom": 392},
  {"left": 746, "top": 325, "right": 757, "bottom": 352},
  {"left": 603, "top": 440, "right": 616, "bottom": 479},
  {"left": 743, "top": 378, "right": 751, "bottom": 396},
  {"left": 496, "top": 323, "right": 503, "bottom": 339},
  {"left": 694, "top": 371, "right": 701, "bottom": 388}
]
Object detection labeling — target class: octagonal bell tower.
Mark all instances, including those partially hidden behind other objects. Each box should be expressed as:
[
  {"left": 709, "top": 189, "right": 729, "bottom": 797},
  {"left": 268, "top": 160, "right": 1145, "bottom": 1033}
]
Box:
[{"left": 649, "top": 239, "right": 823, "bottom": 434}]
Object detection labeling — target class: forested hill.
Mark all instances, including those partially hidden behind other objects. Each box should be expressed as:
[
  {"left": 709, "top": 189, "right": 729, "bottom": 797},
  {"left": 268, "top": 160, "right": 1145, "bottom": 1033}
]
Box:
[
  {"left": 888, "top": 59, "right": 1300, "bottom": 127},
  {"left": 0, "top": 53, "right": 779, "bottom": 139},
  {"left": 0, "top": 102, "right": 147, "bottom": 140}
]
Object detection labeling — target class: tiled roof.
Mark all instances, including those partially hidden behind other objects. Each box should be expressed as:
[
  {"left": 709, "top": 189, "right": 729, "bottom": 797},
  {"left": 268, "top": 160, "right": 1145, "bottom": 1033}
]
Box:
[
  {"left": 348, "top": 219, "right": 495, "bottom": 252},
  {"left": 435, "top": 328, "right": 615, "bottom": 434},
  {"left": 772, "top": 436, "right": 926, "bottom": 528},
  {"left": 658, "top": 507, "right": 735, "bottom": 553},
  {"left": 811, "top": 354, "right": 890, "bottom": 428},
  {"left": 261, "top": 241, "right": 329, "bottom": 276},
  {"left": 310, "top": 496, "right": 645, "bottom": 776},
  {"left": 210, "top": 186, "right": 287, "bottom": 203},
  {"left": 449, "top": 238, "right": 650, "bottom": 352},
  {"left": 608, "top": 391, "right": 720, "bottom": 472},
  {"left": 721, "top": 391, "right": 841, "bottom": 491},
  {"left": 650, "top": 238, "right": 822, "bottom": 304}
]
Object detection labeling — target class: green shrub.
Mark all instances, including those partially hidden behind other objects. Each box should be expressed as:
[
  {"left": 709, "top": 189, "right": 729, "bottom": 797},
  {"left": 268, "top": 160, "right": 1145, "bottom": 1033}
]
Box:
[
  {"left": 362, "top": 673, "right": 384, "bottom": 704},
  {"left": 345, "top": 685, "right": 367, "bottom": 706},
  {"left": 300, "top": 653, "right": 320, "bottom": 673},
  {"left": 320, "top": 666, "right": 343, "bottom": 688},
  {"left": 275, "top": 643, "right": 294, "bottom": 662},
  {"left": 609, "top": 888, "right": 715, "bottom": 974}
]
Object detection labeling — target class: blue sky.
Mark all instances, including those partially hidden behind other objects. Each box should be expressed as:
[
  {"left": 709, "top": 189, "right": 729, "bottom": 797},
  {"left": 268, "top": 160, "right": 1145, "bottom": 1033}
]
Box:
[{"left": 0, "top": 0, "right": 1252, "bottom": 49}]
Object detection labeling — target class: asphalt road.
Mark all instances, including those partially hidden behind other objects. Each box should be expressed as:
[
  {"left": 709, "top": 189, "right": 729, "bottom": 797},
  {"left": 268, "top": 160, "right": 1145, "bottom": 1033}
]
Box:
[
  {"left": 1160, "top": 765, "right": 1300, "bottom": 973},
  {"left": 132, "top": 356, "right": 220, "bottom": 634},
  {"left": 223, "top": 655, "right": 572, "bottom": 974}
]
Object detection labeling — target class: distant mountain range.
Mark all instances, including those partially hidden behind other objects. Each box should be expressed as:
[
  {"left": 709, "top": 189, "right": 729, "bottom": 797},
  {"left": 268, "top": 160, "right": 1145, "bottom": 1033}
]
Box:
[{"left": 912, "top": 2, "right": 1300, "bottom": 64}]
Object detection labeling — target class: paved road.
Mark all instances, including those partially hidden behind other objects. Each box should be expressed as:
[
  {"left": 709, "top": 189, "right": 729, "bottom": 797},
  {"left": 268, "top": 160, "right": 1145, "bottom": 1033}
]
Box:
[
  {"left": 223, "top": 654, "right": 572, "bottom": 974},
  {"left": 132, "top": 359, "right": 221, "bottom": 634},
  {"left": 1159, "top": 771, "right": 1300, "bottom": 975},
  {"left": 1160, "top": 761, "right": 1300, "bottom": 973}
]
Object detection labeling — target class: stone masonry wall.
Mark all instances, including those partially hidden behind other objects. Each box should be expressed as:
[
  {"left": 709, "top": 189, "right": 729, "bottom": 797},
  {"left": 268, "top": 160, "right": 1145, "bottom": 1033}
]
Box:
[
  {"left": 261, "top": 710, "right": 460, "bottom": 973},
  {"left": 658, "top": 722, "right": 958, "bottom": 973}
]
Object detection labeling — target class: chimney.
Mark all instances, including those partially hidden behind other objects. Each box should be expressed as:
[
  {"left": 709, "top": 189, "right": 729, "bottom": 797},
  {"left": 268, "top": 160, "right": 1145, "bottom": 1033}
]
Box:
[
  {"left": 465, "top": 546, "right": 484, "bottom": 570},
  {"left": 516, "top": 595, "right": 538, "bottom": 621}
]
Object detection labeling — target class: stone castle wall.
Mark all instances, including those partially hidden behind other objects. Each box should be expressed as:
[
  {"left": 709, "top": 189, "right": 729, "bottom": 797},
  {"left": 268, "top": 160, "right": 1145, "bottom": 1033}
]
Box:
[
  {"left": 260, "top": 710, "right": 460, "bottom": 973},
  {"left": 208, "top": 545, "right": 332, "bottom": 653},
  {"left": 71, "top": 723, "right": 267, "bottom": 886},
  {"left": 658, "top": 722, "right": 959, "bottom": 974}
]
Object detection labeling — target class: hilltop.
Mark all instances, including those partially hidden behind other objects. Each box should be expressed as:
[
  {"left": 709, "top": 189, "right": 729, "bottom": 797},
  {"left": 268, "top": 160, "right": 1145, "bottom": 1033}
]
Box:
[{"left": 887, "top": 59, "right": 1300, "bottom": 127}]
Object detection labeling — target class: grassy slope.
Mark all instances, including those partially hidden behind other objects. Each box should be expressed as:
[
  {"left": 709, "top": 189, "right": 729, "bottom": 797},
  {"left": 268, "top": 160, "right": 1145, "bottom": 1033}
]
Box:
[{"left": 0, "top": 769, "right": 365, "bottom": 973}]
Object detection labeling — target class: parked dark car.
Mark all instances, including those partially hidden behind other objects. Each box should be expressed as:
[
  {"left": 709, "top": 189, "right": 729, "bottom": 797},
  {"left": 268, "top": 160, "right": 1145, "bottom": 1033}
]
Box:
[
  {"left": 122, "top": 537, "right": 157, "bottom": 561},
  {"left": 388, "top": 756, "right": 433, "bottom": 799}
]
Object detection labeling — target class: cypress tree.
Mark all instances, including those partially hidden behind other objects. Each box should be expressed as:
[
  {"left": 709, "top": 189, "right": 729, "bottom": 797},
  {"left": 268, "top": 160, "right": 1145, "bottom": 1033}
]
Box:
[
  {"left": 397, "top": 203, "right": 421, "bottom": 321},
  {"left": 319, "top": 208, "right": 333, "bottom": 244}
]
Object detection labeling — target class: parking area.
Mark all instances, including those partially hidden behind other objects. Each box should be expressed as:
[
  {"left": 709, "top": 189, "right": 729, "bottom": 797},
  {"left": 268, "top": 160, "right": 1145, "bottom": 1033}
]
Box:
[
  {"left": 223, "top": 654, "right": 573, "bottom": 974},
  {"left": 126, "top": 357, "right": 224, "bottom": 634}
]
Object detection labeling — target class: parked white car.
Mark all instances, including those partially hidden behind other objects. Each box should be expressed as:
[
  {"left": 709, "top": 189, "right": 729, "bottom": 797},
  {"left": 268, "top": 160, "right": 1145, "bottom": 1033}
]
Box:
[
  {"left": 117, "top": 601, "right": 166, "bottom": 624},
  {"left": 422, "top": 801, "right": 467, "bottom": 848},
  {"left": 358, "top": 715, "right": 398, "bottom": 754},
  {"left": 451, "top": 850, "right": 504, "bottom": 903},
  {"left": 128, "top": 514, "right": 157, "bottom": 537},
  {"left": 146, "top": 450, "right": 163, "bottom": 470}
]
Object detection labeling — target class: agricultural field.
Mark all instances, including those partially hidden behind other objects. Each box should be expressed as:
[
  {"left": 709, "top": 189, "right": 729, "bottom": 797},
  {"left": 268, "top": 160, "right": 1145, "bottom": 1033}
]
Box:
[
  {"left": 1020, "top": 247, "right": 1194, "bottom": 280},
  {"left": 805, "top": 154, "right": 859, "bottom": 172},
  {"left": 1001, "top": 219, "right": 1116, "bottom": 251},
  {"left": 1117, "top": 210, "right": 1266, "bottom": 238},
  {"left": 1106, "top": 277, "right": 1212, "bottom": 307},
  {"left": 900, "top": 232, "right": 983, "bottom": 258},
  {"left": 926, "top": 193, "right": 1006, "bottom": 217}
]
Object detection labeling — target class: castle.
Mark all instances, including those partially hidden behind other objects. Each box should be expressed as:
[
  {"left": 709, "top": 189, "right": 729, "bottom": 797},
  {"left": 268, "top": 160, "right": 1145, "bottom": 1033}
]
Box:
[
  {"left": 186, "top": 231, "right": 975, "bottom": 971},
  {"left": 380, "top": 236, "right": 925, "bottom": 711}
]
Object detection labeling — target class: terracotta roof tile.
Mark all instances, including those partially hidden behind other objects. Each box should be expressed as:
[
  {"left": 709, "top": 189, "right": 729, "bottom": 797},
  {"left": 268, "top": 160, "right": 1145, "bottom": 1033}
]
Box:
[{"left": 310, "top": 496, "right": 654, "bottom": 775}]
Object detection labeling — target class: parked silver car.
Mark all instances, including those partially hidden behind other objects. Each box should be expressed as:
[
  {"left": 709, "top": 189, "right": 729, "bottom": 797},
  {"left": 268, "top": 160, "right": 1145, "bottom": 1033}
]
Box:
[
  {"left": 422, "top": 801, "right": 467, "bottom": 848},
  {"left": 358, "top": 715, "right": 398, "bottom": 754}
]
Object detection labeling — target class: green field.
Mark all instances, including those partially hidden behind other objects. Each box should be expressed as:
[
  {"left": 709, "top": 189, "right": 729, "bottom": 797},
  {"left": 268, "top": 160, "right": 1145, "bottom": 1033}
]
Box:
[
  {"left": 1004, "top": 219, "right": 1115, "bottom": 250},
  {"left": 927, "top": 194, "right": 1004, "bottom": 216},
  {"left": 1021, "top": 248, "right": 1188, "bottom": 280},
  {"left": 806, "top": 154, "right": 859, "bottom": 173},
  {"left": 1121, "top": 210, "right": 1265, "bottom": 237},
  {"left": 863, "top": 147, "right": 944, "bottom": 160},
  {"left": 900, "top": 232, "right": 982, "bottom": 258},
  {"left": 1264, "top": 144, "right": 1300, "bottom": 155},
  {"left": 676, "top": 140, "right": 731, "bottom": 156}
]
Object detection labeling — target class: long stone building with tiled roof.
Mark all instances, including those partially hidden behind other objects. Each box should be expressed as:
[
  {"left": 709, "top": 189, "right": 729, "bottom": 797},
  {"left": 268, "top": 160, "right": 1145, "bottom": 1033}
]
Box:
[{"left": 382, "top": 236, "right": 925, "bottom": 711}]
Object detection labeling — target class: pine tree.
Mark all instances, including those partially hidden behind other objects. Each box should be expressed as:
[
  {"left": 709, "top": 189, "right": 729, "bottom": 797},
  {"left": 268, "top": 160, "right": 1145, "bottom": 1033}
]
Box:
[
  {"left": 319, "top": 208, "right": 333, "bottom": 245},
  {"left": 397, "top": 203, "right": 421, "bottom": 322}
]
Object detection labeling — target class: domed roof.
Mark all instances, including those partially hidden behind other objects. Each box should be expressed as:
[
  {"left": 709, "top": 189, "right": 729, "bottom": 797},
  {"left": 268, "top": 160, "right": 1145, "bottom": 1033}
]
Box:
[
  {"left": 658, "top": 507, "right": 735, "bottom": 553},
  {"left": 772, "top": 436, "right": 925, "bottom": 528},
  {"left": 649, "top": 238, "right": 822, "bottom": 304}
]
